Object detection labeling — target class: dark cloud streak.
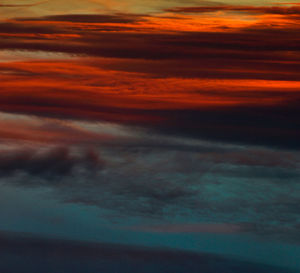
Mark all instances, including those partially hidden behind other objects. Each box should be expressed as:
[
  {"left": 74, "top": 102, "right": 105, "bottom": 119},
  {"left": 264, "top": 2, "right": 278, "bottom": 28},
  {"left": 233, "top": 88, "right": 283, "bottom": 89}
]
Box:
[
  {"left": 0, "top": 230, "right": 295, "bottom": 273},
  {"left": 165, "top": 5, "right": 300, "bottom": 16}
]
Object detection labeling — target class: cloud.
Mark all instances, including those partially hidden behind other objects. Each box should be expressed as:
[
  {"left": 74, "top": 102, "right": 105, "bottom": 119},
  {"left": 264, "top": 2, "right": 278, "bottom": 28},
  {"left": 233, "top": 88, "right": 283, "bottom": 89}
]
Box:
[
  {"left": 21, "top": 13, "right": 147, "bottom": 23},
  {"left": 127, "top": 223, "right": 242, "bottom": 233},
  {"left": 0, "top": 230, "right": 296, "bottom": 273},
  {"left": 0, "top": 146, "right": 104, "bottom": 179},
  {"left": 0, "top": 5, "right": 300, "bottom": 59},
  {"left": 0, "top": 131, "right": 299, "bottom": 244},
  {"left": 0, "top": 58, "right": 300, "bottom": 150},
  {"left": 0, "top": 4, "right": 299, "bottom": 247},
  {"left": 0, "top": 1, "right": 48, "bottom": 8},
  {"left": 165, "top": 5, "right": 300, "bottom": 16}
]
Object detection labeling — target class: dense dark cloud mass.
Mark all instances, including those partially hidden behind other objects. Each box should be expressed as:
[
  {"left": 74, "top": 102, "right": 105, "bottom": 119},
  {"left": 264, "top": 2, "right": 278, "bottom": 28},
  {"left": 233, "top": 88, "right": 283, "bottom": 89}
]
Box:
[
  {"left": 0, "top": 230, "right": 296, "bottom": 273},
  {"left": 153, "top": 104, "right": 300, "bottom": 149},
  {"left": 0, "top": 147, "right": 104, "bottom": 179}
]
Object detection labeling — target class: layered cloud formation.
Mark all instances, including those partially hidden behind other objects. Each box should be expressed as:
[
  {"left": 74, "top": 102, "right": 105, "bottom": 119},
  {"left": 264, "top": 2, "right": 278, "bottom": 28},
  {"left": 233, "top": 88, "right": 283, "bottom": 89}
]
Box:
[
  {"left": 0, "top": 1, "right": 299, "bottom": 271},
  {"left": 1, "top": 4, "right": 300, "bottom": 148},
  {"left": 0, "top": 113, "right": 299, "bottom": 245}
]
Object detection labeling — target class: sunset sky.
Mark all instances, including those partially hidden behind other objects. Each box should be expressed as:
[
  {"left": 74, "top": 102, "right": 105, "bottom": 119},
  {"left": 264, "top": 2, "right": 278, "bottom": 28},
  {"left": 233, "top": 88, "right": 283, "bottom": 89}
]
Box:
[{"left": 0, "top": 1, "right": 300, "bottom": 272}]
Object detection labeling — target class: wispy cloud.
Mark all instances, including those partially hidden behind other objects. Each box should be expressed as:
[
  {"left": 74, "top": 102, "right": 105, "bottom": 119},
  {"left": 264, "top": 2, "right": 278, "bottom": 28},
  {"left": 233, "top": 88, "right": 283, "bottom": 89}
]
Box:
[{"left": 0, "top": 1, "right": 48, "bottom": 8}]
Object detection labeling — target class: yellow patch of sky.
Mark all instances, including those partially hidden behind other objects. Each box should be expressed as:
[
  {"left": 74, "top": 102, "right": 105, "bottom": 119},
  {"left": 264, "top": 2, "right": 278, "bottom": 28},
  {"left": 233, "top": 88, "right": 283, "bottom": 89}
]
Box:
[{"left": 0, "top": 0, "right": 297, "bottom": 19}]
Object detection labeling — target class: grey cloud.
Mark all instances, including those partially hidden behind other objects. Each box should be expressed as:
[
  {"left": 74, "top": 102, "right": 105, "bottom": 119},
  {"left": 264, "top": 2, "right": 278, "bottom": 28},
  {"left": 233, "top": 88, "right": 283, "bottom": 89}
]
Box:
[
  {"left": 0, "top": 147, "right": 104, "bottom": 180},
  {"left": 0, "top": 142, "right": 299, "bottom": 243}
]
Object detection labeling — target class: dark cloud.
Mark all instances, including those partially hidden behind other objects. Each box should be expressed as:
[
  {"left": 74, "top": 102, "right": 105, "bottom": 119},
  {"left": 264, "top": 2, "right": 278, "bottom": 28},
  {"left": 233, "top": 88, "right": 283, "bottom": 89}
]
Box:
[
  {"left": 165, "top": 5, "right": 300, "bottom": 16},
  {"left": 0, "top": 4, "right": 31, "bottom": 7},
  {"left": 0, "top": 230, "right": 296, "bottom": 273},
  {"left": 0, "top": 98, "right": 300, "bottom": 150},
  {"left": 19, "top": 13, "right": 147, "bottom": 23},
  {"left": 0, "top": 147, "right": 104, "bottom": 180},
  {"left": 151, "top": 103, "right": 300, "bottom": 150},
  {"left": 95, "top": 58, "right": 300, "bottom": 82},
  {"left": 0, "top": 30, "right": 299, "bottom": 60},
  {"left": 0, "top": 22, "right": 67, "bottom": 34},
  {"left": 0, "top": 11, "right": 300, "bottom": 60},
  {"left": 128, "top": 223, "right": 242, "bottom": 233},
  {"left": 0, "top": 142, "right": 299, "bottom": 243}
]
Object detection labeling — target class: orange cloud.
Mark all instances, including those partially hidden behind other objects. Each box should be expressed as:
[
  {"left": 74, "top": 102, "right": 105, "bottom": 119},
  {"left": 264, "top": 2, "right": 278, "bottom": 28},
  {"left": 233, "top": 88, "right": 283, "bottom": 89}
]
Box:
[{"left": 0, "top": 5, "right": 300, "bottom": 148}]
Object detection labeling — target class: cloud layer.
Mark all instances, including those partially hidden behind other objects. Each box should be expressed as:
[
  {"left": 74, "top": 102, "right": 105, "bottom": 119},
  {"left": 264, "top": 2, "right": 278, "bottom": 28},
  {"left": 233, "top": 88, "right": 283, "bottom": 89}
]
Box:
[
  {"left": 0, "top": 5, "right": 300, "bottom": 149},
  {"left": 0, "top": 230, "right": 296, "bottom": 273},
  {"left": 0, "top": 2, "right": 300, "bottom": 268},
  {"left": 0, "top": 114, "right": 299, "bottom": 244}
]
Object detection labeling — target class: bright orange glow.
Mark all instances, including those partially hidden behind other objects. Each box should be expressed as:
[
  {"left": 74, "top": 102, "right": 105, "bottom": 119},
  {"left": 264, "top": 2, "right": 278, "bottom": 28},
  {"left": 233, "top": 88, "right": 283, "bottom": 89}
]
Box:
[{"left": 0, "top": 3, "right": 300, "bottom": 142}]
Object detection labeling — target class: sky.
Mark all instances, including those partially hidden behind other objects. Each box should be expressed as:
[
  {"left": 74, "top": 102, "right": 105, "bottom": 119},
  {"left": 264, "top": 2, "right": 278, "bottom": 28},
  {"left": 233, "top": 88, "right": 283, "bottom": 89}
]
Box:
[{"left": 0, "top": 0, "right": 300, "bottom": 272}]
